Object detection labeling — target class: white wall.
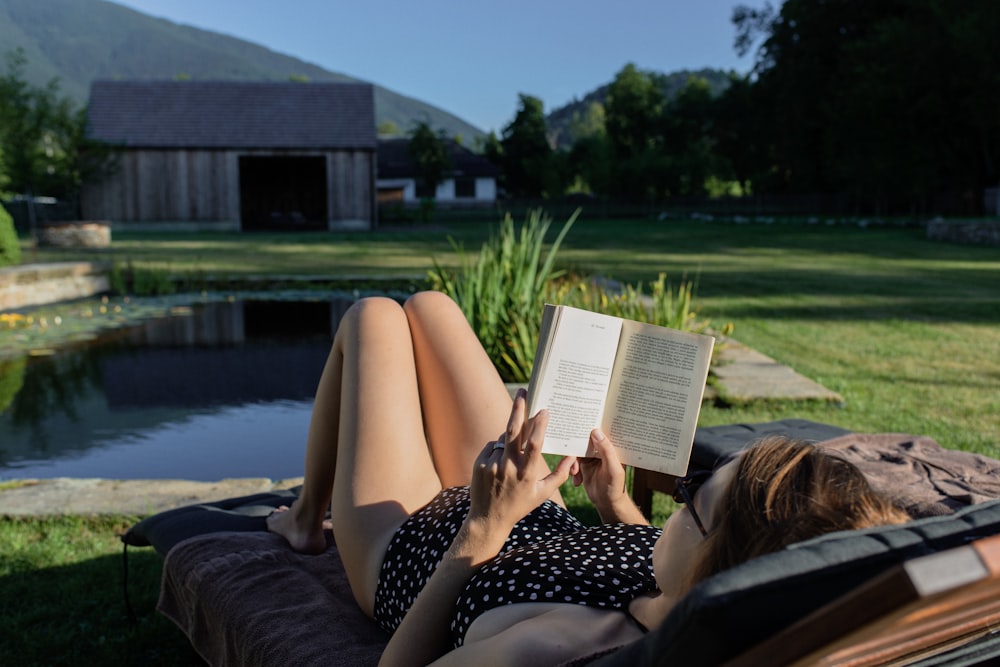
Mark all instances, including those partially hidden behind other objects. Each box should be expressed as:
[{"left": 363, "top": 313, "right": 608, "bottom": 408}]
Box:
[
  {"left": 474, "top": 178, "right": 496, "bottom": 202},
  {"left": 377, "top": 177, "right": 496, "bottom": 203},
  {"left": 436, "top": 180, "right": 455, "bottom": 200}
]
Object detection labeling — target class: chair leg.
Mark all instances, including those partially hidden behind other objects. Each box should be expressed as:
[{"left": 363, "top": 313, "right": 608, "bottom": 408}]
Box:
[{"left": 631, "top": 468, "right": 656, "bottom": 520}]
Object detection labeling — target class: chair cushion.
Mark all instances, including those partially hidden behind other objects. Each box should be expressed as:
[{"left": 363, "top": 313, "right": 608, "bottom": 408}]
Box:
[
  {"left": 129, "top": 419, "right": 1000, "bottom": 666},
  {"left": 690, "top": 418, "right": 852, "bottom": 470},
  {"left": 590, "top": 498, "right": 1000, "bottom": 666},
  {"left": 123, "top": 488, "right": 300, "bottom": 556}
]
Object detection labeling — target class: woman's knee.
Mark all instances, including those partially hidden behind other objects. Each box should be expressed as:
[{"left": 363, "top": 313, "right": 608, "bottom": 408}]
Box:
[
  {"left": 338, "top": 296, "right": 407, "bottom": 336},
  {"left": 403, "top": 290, "right": 461, "bottom": 324}
]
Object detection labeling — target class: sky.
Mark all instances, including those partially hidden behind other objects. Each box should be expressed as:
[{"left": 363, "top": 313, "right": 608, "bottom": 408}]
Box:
[{"left": 112, "top": 0, "right": 757, "bottom": 134}]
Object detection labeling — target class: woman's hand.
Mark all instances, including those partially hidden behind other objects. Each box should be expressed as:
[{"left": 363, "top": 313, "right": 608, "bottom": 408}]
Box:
[
  {"left": 381, "top": 390, "right": 574, "bottom": 667},
  {"left": 462, "top": 389, "right": 576, "bottom": 562},
  {"left": 573, "top": 428, "right": 648, "bottom": 525}
]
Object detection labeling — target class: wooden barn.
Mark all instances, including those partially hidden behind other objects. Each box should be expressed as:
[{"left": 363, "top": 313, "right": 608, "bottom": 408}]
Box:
[{"left": 82, "top": 80, "right": 377, "bottom": 231}]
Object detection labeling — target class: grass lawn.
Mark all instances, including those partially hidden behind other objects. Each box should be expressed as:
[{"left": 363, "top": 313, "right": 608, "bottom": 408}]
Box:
[
  {"left": 6, "top": 214, "right": 1000, "bottom": 663},
  {"left": 0, "top": 515, "right": 200, "bottom": 665},
  {"left": 25, "top": 215, "right": 1000, "bottom": 454}
]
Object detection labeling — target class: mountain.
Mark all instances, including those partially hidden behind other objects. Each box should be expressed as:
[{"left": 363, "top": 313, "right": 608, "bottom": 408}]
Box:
[
  {"left": 545, "top": 68, "right": 734, "bottom": 149},
  {"left": 0, "top": 0, "right": 485, "bottom": 140}
]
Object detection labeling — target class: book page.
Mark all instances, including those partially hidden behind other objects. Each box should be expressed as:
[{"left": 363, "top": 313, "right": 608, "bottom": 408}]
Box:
[
  {"left": 525, "top": 302, "right": 558, "bottom": 402},
  {"left": 527, "top": 305, "right": 623, "bottom": 457},
  {"left": 603, "top": 321, "right": 714, "bottom": 475}
]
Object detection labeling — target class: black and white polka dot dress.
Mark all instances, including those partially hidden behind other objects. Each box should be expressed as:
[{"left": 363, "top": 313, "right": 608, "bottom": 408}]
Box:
[{"left": 372, "top": 486, "right": 662, "bottom": 646}]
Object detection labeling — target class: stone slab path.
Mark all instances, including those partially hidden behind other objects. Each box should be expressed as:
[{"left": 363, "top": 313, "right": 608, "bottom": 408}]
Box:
[{"left": 711, "top": 337, "right": 844, "bottom": 405}]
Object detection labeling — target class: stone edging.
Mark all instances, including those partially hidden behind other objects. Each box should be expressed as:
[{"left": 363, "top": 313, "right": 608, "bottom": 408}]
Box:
[
  {"left": 0, "top": 261, "right": 111, "bottom": 311},
  {"left": 38, "top": 221, "right": 112, "bottom": 248},
  {"left": 926, "top": 218, "right": 1000, "bottom": 246}
]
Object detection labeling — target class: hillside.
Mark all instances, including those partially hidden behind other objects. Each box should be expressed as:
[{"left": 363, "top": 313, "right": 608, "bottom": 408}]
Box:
[
  {"left": 545, "top": 68, "right": 734, "bottom": 149},
  {"left": 0, "top": 0, "right": 485, "bottom": 140}
]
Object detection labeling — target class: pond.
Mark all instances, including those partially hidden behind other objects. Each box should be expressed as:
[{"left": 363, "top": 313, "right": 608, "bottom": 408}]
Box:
[{"left": 0, "top": 298, "right": 360, "bottom": 481}]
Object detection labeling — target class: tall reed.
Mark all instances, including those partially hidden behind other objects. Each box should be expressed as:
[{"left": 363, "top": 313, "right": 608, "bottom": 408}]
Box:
[
  {"left": 429, "top": 209, "right": 579, "bottom": 382},
  {"left": 550, "top": 273, "right": 703, "bottom": 332},
  {"left": 430, "top": 210, "right": 725, "bottom": 382}
]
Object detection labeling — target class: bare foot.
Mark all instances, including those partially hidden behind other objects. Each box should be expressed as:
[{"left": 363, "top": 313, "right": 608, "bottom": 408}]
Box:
[{"left": 266, "top": 505, "right": 328, "bottom": 554}]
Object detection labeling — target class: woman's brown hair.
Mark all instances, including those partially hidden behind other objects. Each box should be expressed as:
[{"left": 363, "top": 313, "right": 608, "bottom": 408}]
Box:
[{"left": 684, "top": 436, "right": 911, "bottom": 589}]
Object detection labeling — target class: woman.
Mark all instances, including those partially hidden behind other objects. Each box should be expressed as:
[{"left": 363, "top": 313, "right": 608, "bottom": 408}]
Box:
[{"left": 268, "top": 291, "right": 909, "bottom": 666}]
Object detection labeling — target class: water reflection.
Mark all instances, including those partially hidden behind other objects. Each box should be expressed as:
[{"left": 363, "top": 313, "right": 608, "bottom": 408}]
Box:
[{"left": 0, "top": 298, "right": 357, "bottom": 481}]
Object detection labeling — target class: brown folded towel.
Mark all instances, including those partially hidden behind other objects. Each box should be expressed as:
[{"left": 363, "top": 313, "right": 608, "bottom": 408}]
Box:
[
  {"left": 158, "top": 531, "right": 387, "bottom": 667},
  {"left": 820, "top": 433, "right": 1000, "bottom": 517}
]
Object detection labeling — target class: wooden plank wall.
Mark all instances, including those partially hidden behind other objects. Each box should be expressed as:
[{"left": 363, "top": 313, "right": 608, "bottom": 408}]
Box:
[
  {"left": 328, "top": 149, "right": 374, "bottom": 223},
  {"left": 82, "top": 148, "right": 374, "bottom": 229}
]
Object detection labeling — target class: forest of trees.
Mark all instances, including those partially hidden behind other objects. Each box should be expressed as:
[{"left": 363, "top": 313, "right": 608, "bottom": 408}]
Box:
[
  {"left": 1, "top": 0, "right": 998, "bottom": 218},
  {"left": 486, "top": 0, "right": 1000, "bottom": 216}
]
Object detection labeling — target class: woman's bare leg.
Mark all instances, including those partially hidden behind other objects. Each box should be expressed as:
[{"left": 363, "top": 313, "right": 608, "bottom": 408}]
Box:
[
  {"left": 404, "top": 291, "right": 512, "bottom": 486},
  {"left": 268, "top": 297, "right": 442, "bottom": 615},
  {"left": 404, "top": 291, "right": 565, "bottom": 505}
]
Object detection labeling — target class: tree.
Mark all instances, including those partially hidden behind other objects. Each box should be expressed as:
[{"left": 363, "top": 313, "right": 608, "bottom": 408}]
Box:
[
  {"left": 568, "top": 132, "right": 612, "bottom": 196},
  {"left": 660, "top": 76, "right": 721, "bottom": 196},
  {"left": 567, "top": 103, "right": 612, "bottom": 195},
  {"left": 377, "top": 120, "right": 402, "bottom": 136},
  {"left": 603, "top": 63, "right": 669, "bottom": 200},
  {"left": 0, "top": 48, "right": 106, "bottom": 204},
  {"left": 568, "top": 101, "right": 606, "bottom": 142},
  {"left": 0, "top": 150, "right": 20, "bottom": 266},
  {"left": 0, "top": 145, "right": 9, "bottom": 197},
  {"left": 604, "top": 63, "right": 670, "bottom": 201},
  {"left": 569, "top": 65, "right": 738, "bottom": 201},
  {"left": 408, "top": 120, "right": 451, "bottom": 199},
  {"left": 500, "top": 94, "right": 558, "bottom": 199},
  {"left": 481, "top": 130, "right": 502, "bottom": 166},
  {"left": 605, "top": 64, "right": 664, "bottom": 164},
  {"left": 732, "top": 0, "right": 1000, "bottom": 213},
  {"left": 712, "top": 72, "right": 769, "bottom": 195}
]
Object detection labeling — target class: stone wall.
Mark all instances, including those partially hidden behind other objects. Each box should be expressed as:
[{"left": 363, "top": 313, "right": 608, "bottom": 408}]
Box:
[
  {"left": 926, "top": 218, "right": 1000, "bottom": 246},
  {"left": 0, "top": 262, "right": 111, "bottom": 311},
  {"left": 38, "top": 221, "right": 111, "bottom": 248}
]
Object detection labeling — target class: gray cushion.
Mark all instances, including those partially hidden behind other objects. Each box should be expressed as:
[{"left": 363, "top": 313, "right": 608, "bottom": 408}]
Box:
[
  {"left": 123, "top": 488, "right": 300, "bottom": 556},
  {"left": 690, "top": 418, "right": 852, "bottom": 470},
  {"left": 591, "top": 498, "right": 1000, "bottom": 666}
]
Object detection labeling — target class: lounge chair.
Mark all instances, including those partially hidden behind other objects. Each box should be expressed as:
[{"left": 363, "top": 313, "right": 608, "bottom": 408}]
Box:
[{"left": 123, "top": 420, "right": 1000, "bottom": 666}]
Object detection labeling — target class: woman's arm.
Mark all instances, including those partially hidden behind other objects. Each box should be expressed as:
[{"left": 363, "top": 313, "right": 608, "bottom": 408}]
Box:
[
  {"left": 574, "top": 429, "right": 649, "bottom": 526},
  {"left": 378, "top": 391, "right": 576, "bottom": 667},
  {"left": 377, "top": 515, "right": 508, "bottom": 667},
  {"left": 429, "top": 604, "right": 645, "bottom": 667}
]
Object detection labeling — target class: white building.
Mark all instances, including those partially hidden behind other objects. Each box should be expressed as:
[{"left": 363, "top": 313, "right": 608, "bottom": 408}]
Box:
[{"left": 376, "top": 137, "right": 498, "bottom": 207}]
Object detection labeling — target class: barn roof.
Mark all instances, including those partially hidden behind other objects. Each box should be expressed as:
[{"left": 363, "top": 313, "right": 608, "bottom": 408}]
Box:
[
  {"left": 87, "top": 80, "right": 375, "bottom": 150},
  {"left": 377, "top": 137, "right": 499, "bottom": 179}
]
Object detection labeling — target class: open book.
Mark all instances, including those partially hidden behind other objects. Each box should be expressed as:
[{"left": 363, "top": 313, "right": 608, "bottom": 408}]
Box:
[{"left": 526, "top": 304, "right": 715, "bottom": 475}]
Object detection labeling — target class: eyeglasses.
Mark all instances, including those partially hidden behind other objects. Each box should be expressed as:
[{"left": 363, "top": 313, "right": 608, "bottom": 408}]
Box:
[{"left": 672, "top": 469, "right": 713, "bottom": 538}]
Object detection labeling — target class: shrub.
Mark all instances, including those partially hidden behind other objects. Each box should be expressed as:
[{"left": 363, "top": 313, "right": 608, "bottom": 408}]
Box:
[
  {"left": 109, "top": 260, "right": 177, "bottom": 296},
  {"left": 551, "top": 273, "right": 703, "bottom": 333},
  {"left": 0, "top": 204, "right": 21, "bottom": 268},
  {"left": 0, "top": 356, "right": 26, "bottom": 414}
]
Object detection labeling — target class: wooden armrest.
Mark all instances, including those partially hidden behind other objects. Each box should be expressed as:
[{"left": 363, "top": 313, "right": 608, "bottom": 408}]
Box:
[
  {"left": 630, "top": 468, "right": 680, "bottom": 519},
  {"left": 726, "top": 534, "right": 1000, "bottom": 667}
]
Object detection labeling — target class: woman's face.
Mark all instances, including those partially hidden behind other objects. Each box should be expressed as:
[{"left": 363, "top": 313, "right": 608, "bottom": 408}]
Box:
[{"left": 651, "top": 455, "right": 740, "bottom": 602}]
